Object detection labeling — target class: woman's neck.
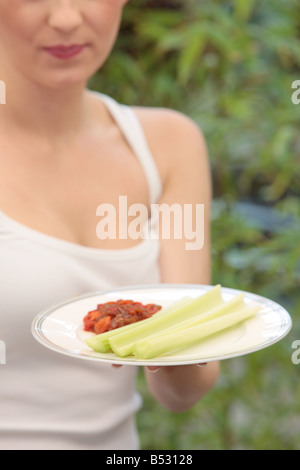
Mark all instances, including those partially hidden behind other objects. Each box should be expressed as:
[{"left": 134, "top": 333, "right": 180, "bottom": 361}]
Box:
[{"left": 0, "top": 66, "right": 91, "bottom": 146}]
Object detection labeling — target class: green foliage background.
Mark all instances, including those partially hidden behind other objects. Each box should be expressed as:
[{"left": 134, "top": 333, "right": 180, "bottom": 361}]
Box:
[{"left": 89, "top": 0, "right": 300, "bottom": 449}]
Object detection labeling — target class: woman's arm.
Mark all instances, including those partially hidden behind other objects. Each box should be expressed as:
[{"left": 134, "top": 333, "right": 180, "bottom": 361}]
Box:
[{"left": 138, "top": 109, "right": 219, "bottom": 412}]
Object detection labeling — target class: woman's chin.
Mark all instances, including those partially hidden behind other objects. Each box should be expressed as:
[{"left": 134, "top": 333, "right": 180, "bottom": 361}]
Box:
[
  {"left": 36, "top": 71, "right": 91, "bottom": 90},
  {"left": 31, "top": 60, "right": 99, "bottom": 90}
]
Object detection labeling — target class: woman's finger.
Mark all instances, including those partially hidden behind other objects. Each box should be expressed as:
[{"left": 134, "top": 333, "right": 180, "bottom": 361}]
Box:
[{"left": 146, "top": 366, "right": 161, "bottom": 373}]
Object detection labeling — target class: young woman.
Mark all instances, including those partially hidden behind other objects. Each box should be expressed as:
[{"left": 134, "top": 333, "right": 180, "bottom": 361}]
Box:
[{"left": 0, "top": 0, "right": 219, "bottom": 450}]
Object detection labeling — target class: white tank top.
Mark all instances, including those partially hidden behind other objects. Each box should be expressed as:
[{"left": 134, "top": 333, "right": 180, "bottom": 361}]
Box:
[{"left": 0, "top": 92, "right": 162, "bottom": 450}]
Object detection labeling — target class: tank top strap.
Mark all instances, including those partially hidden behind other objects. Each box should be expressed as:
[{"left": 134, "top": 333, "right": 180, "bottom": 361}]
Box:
[{"left": 92, "top": 92, "right": 163, "bottom": 205}]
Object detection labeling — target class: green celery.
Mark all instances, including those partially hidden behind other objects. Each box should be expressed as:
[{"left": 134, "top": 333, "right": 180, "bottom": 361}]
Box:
[
  {"left": 129, "top": 293, "right": 247, "bottom": 342},
  {"left": 109, "top": 285, "right": 224, "bottom": 357},
  {"left": 133, "top": 305, "right": 261, "bottom": 359},
  {"left": 85, "top": 295, "right": 193, "bottom": 353}
]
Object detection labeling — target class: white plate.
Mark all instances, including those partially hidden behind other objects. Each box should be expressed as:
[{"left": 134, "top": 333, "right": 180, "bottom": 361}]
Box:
[{"left": 31, "top": 284, "right": 292, "bottom": 366}]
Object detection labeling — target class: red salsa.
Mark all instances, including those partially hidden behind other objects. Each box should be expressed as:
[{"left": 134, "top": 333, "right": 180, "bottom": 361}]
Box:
[{"left": 83, "top": 299, "right": 162, "bottom": 334}]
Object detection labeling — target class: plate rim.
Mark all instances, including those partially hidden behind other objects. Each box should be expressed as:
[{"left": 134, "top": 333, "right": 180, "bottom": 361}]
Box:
[{"left": 31, "top": 283, "right": 293, "bottom": 366}]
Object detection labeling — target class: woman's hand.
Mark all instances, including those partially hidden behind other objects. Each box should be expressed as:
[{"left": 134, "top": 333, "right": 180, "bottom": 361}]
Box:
[
  {"left": 112, "top": 362, "right": 207, "bottom": 373},
  {"left": 145, "top": 363, "right": 207, "bottom": 373},
  {"left": 144, "top": 362, "right": 219, "bottom": 412},
  {"left": 112, "top": 363, "right": 207, "bottom": 372},
  {"left": 112, "top": 362, "right": 218, "bottom": 413}
]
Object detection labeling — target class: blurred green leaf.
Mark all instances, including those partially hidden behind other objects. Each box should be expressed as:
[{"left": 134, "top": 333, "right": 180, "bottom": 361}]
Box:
[{"left": 234, "top": 0, "right": 257, "bottom": 22}]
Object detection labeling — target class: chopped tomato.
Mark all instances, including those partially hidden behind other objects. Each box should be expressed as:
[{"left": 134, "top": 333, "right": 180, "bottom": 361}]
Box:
[
  {"left": 93, "top": 316, "right": 112, "bottom": 334},
  {"left": 83, "top": 299, "right": 162, "bottom": 334}
]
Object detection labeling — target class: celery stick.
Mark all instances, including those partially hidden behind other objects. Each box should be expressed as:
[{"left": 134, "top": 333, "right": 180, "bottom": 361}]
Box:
[
  {"left": 109, "top": 291, "right": 243, "bottom": 358},
  {"left": 109, "top": 285, "right": 224, "bottom": 357},
  {"left": 131, "top": 293, "right": 246, "bottom": 341},
  {"left": 133, "top": 305, "right": 261, "bottom": 359},
  {"left": 85, "top": 295, "right": 193, "bottom": 353}
]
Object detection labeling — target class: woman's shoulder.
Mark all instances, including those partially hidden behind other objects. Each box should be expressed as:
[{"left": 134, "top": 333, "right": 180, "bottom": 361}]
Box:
[
  {"left": 132, "top": 106, "right": 208, "bottom": 188},
  {"left": 132, "top": 105, "right": 205, "bottom": 148}
]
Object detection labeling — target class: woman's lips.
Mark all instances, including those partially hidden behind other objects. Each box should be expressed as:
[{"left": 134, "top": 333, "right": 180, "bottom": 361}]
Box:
[{"left": 43, "top": 44, "right": 87, "bottom": 59}]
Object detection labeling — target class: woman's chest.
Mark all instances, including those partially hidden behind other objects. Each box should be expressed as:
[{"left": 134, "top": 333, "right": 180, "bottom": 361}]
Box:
[{"left": 0, "top": 139, "right": 151, "bottom": 249}]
